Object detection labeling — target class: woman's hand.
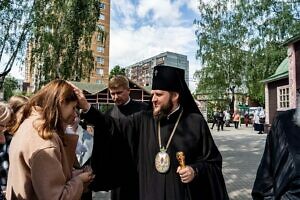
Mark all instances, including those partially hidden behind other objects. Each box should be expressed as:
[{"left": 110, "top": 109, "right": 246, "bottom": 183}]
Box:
[{"left": 72, "top": 166, "right": 95, "bottom": 185}]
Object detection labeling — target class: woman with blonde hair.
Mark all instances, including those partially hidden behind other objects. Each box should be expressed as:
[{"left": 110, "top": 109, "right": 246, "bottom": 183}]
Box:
[
  {"left": 0, "top": 102, "right": 13, "bottom": 199},
  {"left": 7, "top": 95, "right": 29, "bottom": 134},
  {"left": 6, "top": 80, "right": 94, "bottom": 200}
]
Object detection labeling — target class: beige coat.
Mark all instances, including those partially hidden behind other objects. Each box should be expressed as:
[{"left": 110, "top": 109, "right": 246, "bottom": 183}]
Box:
[{"left": 6, "top": 112, "right": 83, "bottom": 200}]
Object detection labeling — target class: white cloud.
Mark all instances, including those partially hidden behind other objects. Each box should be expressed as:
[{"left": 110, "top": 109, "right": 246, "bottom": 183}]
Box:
[
  {"left": 110, "top": 25, "right": 200, "bottom": 91},
  {"left": 137, "top": 0, "right": 182, "bottom": 26},
  {"left": 110, "top": 0, "right": 202, "bottom": 92},
  {"left": 110, "top": 26, "right": 194, "bottom": 63},
  {"left": 181, "top": 0, "right": 200, "bottom": 14},
  {"left": 111, "top": 0, "right": 137, "bottom": 28}
]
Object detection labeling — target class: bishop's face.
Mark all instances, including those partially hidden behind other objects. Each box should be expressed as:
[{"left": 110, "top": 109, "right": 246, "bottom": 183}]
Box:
[{"left": 151, "top": 90, "right": 179, "bottom": 118}]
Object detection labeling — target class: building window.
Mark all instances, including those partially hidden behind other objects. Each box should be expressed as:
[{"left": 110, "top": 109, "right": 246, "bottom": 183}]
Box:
[
  {"left": 97, "top": 32, "right": 105, "bottom": 44},
  {"left": 96, "top": 68, "right": 104, "bottom": 75},
  {"left": 96, "top": 57, "right": 104, "bottom": 65},
  {"left": 277, "top": 86, "right": 290, "bottom": 110},
  {"left": 156, "top": 57, "right": 165, "bottom": 65},
  {"left": 99, "top": 2, "right": 105, "bottom": 9},
  {"left": 97, "top": 46, "right": 104, "bottom": 53},
  {"left": 97, "top": 24, "right": 105, "bottom": 31},
  {"left": 99, "top": 14, "right": 105, "bottom": 20}
]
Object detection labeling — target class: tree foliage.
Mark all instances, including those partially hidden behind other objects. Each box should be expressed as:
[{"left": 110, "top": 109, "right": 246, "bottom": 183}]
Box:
[
  {"left": 109, "top": 65, "right": 126, "bottom": 79},
  {"left": 194, "top": 0, "right": 300, "bottom": 106},
  {"left": 3, "top": 75, "right": 18, "bottom": 100},
  {"left": 30, "top": 0, "right": 101, "bottom": 89},
  {"left": 1, "top": 0, "right": 102, "bottom": 91},
  {"left": 0, "top": 0, "right": 34, "bottom": 89}
]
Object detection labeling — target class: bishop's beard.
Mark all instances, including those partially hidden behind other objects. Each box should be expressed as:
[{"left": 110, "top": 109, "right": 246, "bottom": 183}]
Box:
[
  {"left": 293, "top": 100, "right": 300, "bottom": 127},
  {"left": 153, "top": 99, "right": 173, "bottom": 121}
]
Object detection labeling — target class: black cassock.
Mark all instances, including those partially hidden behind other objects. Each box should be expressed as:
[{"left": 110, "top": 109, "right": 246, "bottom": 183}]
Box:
[
  {"left": 106, "top": 99, "right": 149, "bottom": 119},
  {"left": 252, "top": 109, "right": 300, "bottom": 199},
  {"left": 86, "top": 106, "right": 229, "bottom": 200},
  {"left": 107, "top": 100, "right": 148, "bottom": 200}
]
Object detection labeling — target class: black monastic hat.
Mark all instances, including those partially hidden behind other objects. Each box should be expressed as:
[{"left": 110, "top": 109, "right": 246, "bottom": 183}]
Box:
[{"left": 152, "top": 65, "right": 200, "bottom": 114}]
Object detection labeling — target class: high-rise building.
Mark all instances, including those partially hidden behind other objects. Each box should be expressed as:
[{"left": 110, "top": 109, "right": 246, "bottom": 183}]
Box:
[
  {"left": 88, "top": 0, "right": 110, "bottom": 85},
  {"left": 24, "top": 0, "right": 110, "bottom": 92},
  {"left": 125, "top": 51, "right": 189, "bottom": 87}
]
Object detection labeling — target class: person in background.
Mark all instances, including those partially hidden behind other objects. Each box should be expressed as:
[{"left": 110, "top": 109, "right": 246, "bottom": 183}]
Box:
[
  {"left": 0, "top": 95, "right": 29, "bottom": 198},
  {"left": 73, "top": 65, "right": 229, "bottom": 200},
  {"left": 6, "top": 80, "right": 94, "bottom": 200},
  {"left": 211, "top": 110, "right": 218, "bottom": 129},
  {"left": 217, "top": 110, "right": 224, "bottom": 131},
  {"left": 253, "top": 108, "right": 265, "bottom": 134},
  {"left": 252, "top": 92, "right": 300, "bottom": 199},
  {"left": 92, "top": 75, "right": 148, "bottom": 200},
  {"left": 232, "top": 110, "right": 240, "bottom": 129},
  {"left": 244, "top": 111, "right": 250, "bottom": 127},
  {"left": 0, "top": 102, "right": 13, "bottom": 199},
  {"left": 7, "top": 95, "right": 29, "bottom": 134},
  {"left": 224, "top": 110, "right": 231, "bottom": 127},
  {"left": 67, "top": 112, "right": 94, "bottom": 200}
]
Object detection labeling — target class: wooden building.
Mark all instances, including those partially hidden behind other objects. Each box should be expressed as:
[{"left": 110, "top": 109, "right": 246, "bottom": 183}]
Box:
[
  {"left": 263, "top": 34, "right": 300, "bottom": 126},
  {"left": 71, "top": 79, "right": 151, "bottom": 111}
]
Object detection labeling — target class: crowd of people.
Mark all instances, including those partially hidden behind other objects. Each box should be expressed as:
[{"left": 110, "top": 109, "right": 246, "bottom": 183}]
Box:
[
  {"left": 0, "top": 64, "right": 298, "bottom": 200},
  {"left": 210, "top": 107, "right": 266, "bottom": 134}
]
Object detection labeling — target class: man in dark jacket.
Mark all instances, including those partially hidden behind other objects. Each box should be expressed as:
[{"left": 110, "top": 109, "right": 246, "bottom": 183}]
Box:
[{"left": 73, "top": 65, "right": 229, "bottom": 200}]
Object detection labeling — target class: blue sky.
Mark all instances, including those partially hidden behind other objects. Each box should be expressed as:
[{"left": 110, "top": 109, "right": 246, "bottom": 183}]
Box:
[
  {"left": 8, "top": 0, "right": 202, "bottom": 91},
  {"left": 109, "top": 0, "right": 201, "bottom": 91}
]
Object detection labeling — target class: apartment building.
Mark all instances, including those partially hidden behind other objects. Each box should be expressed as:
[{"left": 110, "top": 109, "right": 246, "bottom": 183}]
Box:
[
  {"left": 125, "top": 51, "right": 189, "bottom": 87},
  {"left": 88, "top": 0, "right": 110, "bottom": 85}
]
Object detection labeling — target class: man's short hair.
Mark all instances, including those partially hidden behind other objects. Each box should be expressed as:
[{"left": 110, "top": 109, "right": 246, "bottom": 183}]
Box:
[{"left": 108, "top": 75, "right": 129, "bottom": 90}]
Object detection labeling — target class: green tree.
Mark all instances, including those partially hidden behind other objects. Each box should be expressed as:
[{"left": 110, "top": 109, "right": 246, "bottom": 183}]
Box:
[
  {"left": 3, "top": 75, "right": 18, "bottom": 100},
  {"left": 0, "top": 0, "right": 34, "bottom": 89},
  {"left": 194, "top": 0, "right": 300, "bottom": 106},
  {"left": 109, "top": 65, "right": 126, "bottom": 79},
  {"left": 0, "top": 0, "right": 103, "bottom": 91},
  {"left": 30, "top": 0, "right": 101, "bottom": 89}
]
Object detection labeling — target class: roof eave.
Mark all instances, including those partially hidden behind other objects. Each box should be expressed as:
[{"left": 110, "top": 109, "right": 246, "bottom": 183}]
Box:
[
  {"left": 262, "top": 73, "right": 288, "bottom": 83},
  {"left": 282, "top": 34, "right": 300, "bottom": 46}
]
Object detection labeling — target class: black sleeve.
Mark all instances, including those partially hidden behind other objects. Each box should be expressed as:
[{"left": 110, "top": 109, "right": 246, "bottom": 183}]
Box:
[
  {"left": 189, "top": 116, "right": 229, "bottom": 200},
  {"left": 82, "top": 106, "right": 138, "bottom": 191},
  {"left": 251, "top": 132, "right": 274, "bottom": 199},
  {"left": 251, "top": 112, "right": 291, "bottom": 199}
]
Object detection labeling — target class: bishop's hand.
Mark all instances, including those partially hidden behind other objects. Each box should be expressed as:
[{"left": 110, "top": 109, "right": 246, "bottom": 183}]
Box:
[
  {"left": 68, "top": 81, "right": 90, "bottom": 112},
  {"left": 176, "top": 165, "right": 196, "bottom": 183},
  {"left": 176, "top": 151, "right": 195, "bottom": 183}
]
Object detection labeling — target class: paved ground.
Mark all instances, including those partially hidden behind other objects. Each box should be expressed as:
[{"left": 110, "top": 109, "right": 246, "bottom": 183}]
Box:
[
  {"left": 211, "top": 124, "right": 266, "bottom": 200},
  {"left": 93, "top": 123, "right": 267, "bottom": 200}
]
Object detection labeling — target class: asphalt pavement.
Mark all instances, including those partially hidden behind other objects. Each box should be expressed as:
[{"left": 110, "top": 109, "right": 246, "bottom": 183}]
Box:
[{"left": 92, "top": 123, "right": 267, "bottom": 200}]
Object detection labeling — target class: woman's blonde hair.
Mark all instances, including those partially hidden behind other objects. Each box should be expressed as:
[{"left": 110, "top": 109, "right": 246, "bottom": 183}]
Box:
[
  {"left": 0, "top": 102, "right": 12, "bottom": 128},
  {"left": 7, "top": 95, "right": 29, "bottom": 133},
  {"left": 17, "top": 80, "right": 78, "bottom": 139}
]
